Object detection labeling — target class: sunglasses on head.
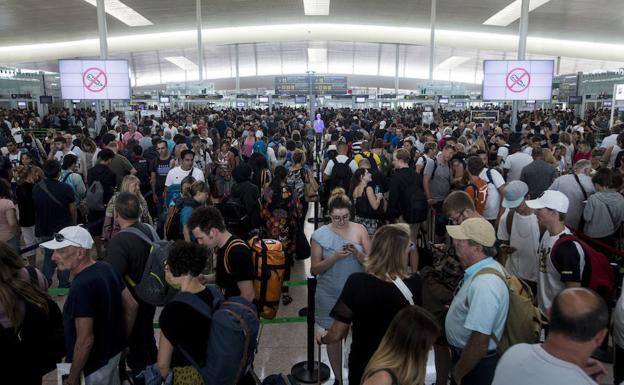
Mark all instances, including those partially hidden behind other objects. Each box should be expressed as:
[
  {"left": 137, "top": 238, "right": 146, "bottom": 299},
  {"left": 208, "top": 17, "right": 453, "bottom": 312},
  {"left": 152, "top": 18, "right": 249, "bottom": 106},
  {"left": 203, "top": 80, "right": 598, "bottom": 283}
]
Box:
[{"left": 53, "top": 232, "right": 81, "bottom": 247}]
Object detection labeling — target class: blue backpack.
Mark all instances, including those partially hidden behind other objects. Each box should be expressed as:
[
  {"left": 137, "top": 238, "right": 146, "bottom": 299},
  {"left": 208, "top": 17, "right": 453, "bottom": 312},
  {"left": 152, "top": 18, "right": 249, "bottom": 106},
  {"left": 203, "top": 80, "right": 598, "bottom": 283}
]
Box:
[
  {"left": 170, "top": 287, "right": 260, "bottom": 385},
  {"left": 253, "top": 140, "right": 268, "bottom": 157}
]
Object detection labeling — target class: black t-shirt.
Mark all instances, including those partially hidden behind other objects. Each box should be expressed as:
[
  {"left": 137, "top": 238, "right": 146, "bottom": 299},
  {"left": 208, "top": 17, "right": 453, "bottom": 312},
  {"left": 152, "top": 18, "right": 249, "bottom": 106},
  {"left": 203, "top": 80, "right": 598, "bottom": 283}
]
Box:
[
  {"left": 15, "top": 182, "right": 35, "bottom": 227},
  {"left": 105, "top": 223, "right": 154, "bottom": 297},
  {"left": 32, "top": 179, "right": 75, "bottom": 237},
  {"left": 216, "top": 236, "right": 254, "bottom": 298},
  {"left": 330, "top": 272, "right": 422, "bottom": 385},
  {"left": 63, "top": 261, "right": 126, "bottom": 376},
  {"left": 159, "top": 288, "right": 214, "bottom": 367},
  {"left": 150, "top": 157, "right": 173, "bottom": 196}
]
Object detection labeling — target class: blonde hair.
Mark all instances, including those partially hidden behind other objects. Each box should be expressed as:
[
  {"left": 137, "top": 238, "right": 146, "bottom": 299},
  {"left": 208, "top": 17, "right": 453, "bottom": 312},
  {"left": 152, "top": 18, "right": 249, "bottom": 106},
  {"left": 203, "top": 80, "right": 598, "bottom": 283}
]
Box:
[
  {"left": 365, "top": 224, "right": 410, "bottom": 279},
  {"left": 120, "top": 175, "right": 141, "bottom": 193},
  {"left": 328, "top": 187, "right": 351, "bottom": 213},
  {"left": 362, "top": 306, "right": 440, "bottom": 385}
]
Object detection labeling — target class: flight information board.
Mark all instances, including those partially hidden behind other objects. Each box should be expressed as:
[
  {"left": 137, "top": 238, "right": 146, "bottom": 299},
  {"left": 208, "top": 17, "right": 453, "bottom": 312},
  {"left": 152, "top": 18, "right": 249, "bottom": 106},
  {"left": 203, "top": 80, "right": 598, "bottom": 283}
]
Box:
[{"left": 275, "top": 75, "right": 348, "bottom": 95}]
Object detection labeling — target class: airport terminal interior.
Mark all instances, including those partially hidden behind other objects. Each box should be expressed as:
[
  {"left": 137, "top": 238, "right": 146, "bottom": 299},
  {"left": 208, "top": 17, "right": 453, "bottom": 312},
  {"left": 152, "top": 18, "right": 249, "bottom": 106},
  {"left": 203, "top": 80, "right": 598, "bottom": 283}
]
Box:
[{"left": 1, "top": 1, "right": 624, "bottom": 385}]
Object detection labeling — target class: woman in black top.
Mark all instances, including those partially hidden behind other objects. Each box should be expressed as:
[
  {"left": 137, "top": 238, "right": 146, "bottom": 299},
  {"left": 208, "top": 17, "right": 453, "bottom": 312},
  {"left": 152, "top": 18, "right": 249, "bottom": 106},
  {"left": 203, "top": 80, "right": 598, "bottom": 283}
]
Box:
[
  {"left": 317, "top": 224, "right": 423, "bottom": 385},
  {"left": 158, "top": 241, "right": 212, "bottom": 385},
  {"left": 349, "top": 168, "right": 384, "bottom": 237}
]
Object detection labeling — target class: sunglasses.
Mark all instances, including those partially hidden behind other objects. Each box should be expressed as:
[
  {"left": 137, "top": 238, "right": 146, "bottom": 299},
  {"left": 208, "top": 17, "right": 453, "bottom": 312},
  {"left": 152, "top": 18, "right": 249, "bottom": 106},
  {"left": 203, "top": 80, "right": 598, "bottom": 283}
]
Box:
[{"left": 53, "top": 232, "right": 82, "bottom": 247}]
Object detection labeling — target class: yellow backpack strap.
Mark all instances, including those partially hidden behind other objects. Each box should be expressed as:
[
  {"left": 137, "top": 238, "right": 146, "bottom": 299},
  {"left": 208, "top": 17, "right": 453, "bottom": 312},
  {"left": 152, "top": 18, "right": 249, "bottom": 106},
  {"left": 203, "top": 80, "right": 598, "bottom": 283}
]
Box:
[{"left": 224, "top": 239, "right": 248, "bottom": 274}]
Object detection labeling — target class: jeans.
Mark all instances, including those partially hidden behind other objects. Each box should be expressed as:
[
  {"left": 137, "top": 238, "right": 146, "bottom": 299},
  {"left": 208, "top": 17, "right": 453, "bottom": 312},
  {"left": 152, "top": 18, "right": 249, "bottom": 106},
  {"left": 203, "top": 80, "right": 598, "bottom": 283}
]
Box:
[
  {"left": 450, "top": 346, "right": 500, "bottom": 385},
  {"left": 216, "top": 175, "right": 232, "bottom": 197},
  {"left": 40, "top": 239, "right": 70, "bottom": 288}
]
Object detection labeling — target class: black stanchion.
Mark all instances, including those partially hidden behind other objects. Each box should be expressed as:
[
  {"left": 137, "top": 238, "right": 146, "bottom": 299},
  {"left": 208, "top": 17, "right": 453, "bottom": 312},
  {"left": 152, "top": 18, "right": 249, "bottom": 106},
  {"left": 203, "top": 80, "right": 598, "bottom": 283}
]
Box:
[{"left": 291, "top": 276, "right": 330, "bottom": 384}]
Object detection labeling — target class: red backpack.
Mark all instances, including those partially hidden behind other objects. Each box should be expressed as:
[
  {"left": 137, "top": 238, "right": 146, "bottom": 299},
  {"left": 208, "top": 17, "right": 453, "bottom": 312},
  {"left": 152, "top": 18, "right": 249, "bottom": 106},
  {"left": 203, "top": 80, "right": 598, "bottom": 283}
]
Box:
[{"left": 551, "top": 234, "right": 615, "bottom": 302}]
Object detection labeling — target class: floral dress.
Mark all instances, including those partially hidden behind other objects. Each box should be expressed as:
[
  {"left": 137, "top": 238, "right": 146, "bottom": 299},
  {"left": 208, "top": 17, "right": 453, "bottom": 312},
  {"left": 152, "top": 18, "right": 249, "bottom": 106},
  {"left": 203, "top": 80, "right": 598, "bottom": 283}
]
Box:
[{"left": 261, "top": 184, "right": 302, "bottom": 256}]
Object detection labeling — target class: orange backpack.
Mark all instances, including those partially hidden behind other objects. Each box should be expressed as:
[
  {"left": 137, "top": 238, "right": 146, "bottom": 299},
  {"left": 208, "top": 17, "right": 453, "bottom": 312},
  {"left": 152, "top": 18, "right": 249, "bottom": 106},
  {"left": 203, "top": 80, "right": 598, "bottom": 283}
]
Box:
[{"left": 465, "top": 179, "right": 488, "bottom": 215}]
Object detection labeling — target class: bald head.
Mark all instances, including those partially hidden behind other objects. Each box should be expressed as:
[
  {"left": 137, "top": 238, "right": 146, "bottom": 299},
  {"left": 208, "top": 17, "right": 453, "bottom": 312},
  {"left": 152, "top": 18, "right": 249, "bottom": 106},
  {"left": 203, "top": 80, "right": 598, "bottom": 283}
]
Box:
[{"left": 549, "top": 287, "right": 607, "bottom": 343}]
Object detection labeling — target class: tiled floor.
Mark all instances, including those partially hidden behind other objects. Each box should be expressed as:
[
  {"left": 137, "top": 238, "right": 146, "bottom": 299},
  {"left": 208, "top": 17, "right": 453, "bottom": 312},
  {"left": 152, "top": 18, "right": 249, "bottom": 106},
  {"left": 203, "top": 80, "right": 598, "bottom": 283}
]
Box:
[{"left": 41, "top": 203, "right": 614, "bottom": 384}]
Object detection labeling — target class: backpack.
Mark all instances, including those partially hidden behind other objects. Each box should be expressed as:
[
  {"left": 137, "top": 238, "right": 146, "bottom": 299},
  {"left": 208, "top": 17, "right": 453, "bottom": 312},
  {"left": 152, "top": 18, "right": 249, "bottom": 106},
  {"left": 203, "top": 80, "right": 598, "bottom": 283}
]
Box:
[
  {"left": 465, "top": 179, "right": 488, "bottom": 215},
  {"left": 164, "top": 201, "right": 185, "bottom": 241},
  {"left": 472, "top": 267, "right": 547, "bottom": 354},
  {"left": 328, "top": 157, "right": 353, "bottom": 193},
  {"left": 85, "top": 180, "right": 105, "bottom": 212},
  {"left": 216, "top": 197, "right": 250, "bottom": 239},
  {"left": 132, "top": 158, "right": 150, "bottom": 191},
  {"left": 551, "top": 234, "right": 616, "bottom": 302},
  {"left": 0, "top": 267, "right": 65, "bottom": 380},
  {"left": 224, "top": 237, "right": 286, "bottom": 320},
  {"left": 253, "top": 140, "right": 268, "bottom": 157},
  {"left": 170, "top": 287, "right": 260, "bottom": 385},
  {"left": 364, "top": 152, "right": 378, "bottom": 171},
  {"left": 120, "top": 225, "right": 177, "bottom": 306},
  {"left": 378, "top": 152, "right": 392, "bottom": 176},
  {"left": 401, "top": 172, "right": 428, "bottom": 224}
]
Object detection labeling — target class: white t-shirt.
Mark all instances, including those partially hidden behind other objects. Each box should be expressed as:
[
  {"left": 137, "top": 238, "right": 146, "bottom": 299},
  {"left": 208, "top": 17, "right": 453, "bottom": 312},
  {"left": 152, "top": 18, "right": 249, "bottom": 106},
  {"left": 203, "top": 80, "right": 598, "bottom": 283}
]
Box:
[
  {"left": 497, "top": 209, "right": 540, "bottom": 282},
  {"left": 479, "top": 168, "right": 505, "bottom": 220},
  {"left": 608, "top": 144, "right": 622, "bottom": 168},
  {"left": 164, "top": 166, "right": 205, "bottom": 187},
  {"left": 537, "top": 227, "right": 586, "bottom": 313},
  {"left": 522, "top": 146, "right": 533, "bottom": 156},
  {"left": 11, "top": 128, "right": 23, "bottom": 144},
  {"left": 323, "top": 155, "right": 358, "bottom": 176},
  {"left": 503, "top": 152, "right": 533, "bottom": 182},
  {"left": 492, "top": 343, "right": 597, "bottom": 385},
  {"left": 497, "top": 145, "right": 509, "bottom": 162},
  {"left": 600, "top": 133, "right": 618, "bottom": 149},
  {"left": 54, "top": 149, "right": 79, "bottom": 165}
]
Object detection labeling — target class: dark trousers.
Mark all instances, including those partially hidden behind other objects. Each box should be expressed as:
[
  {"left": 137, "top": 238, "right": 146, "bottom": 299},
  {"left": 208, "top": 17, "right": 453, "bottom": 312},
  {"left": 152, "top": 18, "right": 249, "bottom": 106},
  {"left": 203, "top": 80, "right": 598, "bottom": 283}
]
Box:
[
  {"left": 121, "top": 301, "right": 157, "bottom": 383},
  {"left": 433, "top": 202, "right": 446, "bottom": 237},
  {"left": 450, "top": 346, "right": 500, "bottom": 385},
  {"left": 615, "top": 343, "right": 624, "bottom": 385}
]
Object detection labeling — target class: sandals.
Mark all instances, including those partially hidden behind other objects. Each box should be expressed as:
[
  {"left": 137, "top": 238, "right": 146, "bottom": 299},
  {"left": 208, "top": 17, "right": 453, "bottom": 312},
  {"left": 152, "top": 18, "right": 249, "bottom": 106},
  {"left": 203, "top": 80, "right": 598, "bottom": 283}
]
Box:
[{"left": 282, "top": 293, "right": 293, "bottom": 305}]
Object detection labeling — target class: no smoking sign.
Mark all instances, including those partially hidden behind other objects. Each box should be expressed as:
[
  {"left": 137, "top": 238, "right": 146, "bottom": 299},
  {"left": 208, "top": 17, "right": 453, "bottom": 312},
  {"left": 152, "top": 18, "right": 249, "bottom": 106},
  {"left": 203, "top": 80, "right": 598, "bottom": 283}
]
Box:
[
  {"left": 506, "top": 67, "right": 531, "bottom": 93},
  {"left": 82, "top": 67, "right": 108, "bottom": 93}
]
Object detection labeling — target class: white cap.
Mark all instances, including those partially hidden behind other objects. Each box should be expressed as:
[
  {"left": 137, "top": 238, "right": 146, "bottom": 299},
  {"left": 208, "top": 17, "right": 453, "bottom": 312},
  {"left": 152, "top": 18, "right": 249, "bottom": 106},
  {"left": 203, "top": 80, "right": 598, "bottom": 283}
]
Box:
[
  {"left": 526, "top": 190, "right": 569, "bottom": 214},
  {"left": 41, "top": 226, "right": 94, "bottom": 250}
]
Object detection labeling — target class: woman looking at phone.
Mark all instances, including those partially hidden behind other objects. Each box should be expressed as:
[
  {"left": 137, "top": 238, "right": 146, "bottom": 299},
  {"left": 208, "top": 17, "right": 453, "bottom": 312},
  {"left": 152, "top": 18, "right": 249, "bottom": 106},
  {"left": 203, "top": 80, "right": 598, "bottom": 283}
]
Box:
[
  {"left": 311, "top": 187, "right": 370, "bottom": 385},
  {"left": 316, "top": 223, "right": 422, "bottom": 385}
]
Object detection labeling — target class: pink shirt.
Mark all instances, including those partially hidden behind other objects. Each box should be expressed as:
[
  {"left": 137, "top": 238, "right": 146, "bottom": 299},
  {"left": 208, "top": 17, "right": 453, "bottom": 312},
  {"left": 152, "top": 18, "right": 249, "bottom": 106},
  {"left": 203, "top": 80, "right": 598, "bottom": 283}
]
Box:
[
  {"left": 0, "top": 198, "right": 15, "bottom": 241},
  {"left": 122, "top": 131, "right": 143, "bottom": 144}
]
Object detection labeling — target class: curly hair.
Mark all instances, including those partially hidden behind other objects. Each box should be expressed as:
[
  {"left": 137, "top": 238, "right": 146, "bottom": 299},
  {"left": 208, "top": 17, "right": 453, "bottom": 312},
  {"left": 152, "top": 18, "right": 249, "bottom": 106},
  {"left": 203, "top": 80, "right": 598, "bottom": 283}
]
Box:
[{"left": 167, "top": 241, "right": 208, "bottom": 277}]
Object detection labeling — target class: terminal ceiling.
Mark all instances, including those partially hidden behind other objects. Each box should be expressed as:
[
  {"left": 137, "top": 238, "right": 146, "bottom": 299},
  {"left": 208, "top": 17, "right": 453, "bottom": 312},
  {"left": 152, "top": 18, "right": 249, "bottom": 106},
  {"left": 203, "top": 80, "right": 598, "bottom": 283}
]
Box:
[{"left": 2, "top": 0, "right": 624, "bottom": 87}]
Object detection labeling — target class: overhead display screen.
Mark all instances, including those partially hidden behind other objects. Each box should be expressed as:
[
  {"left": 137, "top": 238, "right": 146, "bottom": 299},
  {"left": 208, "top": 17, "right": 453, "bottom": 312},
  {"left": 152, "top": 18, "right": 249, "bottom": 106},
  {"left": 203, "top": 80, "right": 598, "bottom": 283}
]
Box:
[
  {"left": 275, "top": 75, "right": 348, "bottom": 95},
  {"left": 482, "top": 60, "right": 554, "bottom": 101},
  {"left": 59, "top": 59, "right": 131, "bottom": 100}
]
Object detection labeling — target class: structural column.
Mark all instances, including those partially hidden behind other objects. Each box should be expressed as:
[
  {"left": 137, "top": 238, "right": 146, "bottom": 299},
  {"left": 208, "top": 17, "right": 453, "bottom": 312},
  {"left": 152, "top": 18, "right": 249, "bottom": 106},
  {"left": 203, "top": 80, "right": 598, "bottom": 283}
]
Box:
[
  {"left": 95, "top": 0, "right": 108, "bottom": 135},
  {"left": 511, "top": 0, "right": 530, "bottom": 131},
  {"left": 394, "top": 44, "right": 400, "bottom": 99},
  {"left": 235, "top": 43, "right": 240, "bottom": 95},
  {"left": 428, "top": 0, "right": 437, "bottom": 82},
  {"left": 196, "top": 0, "right": 204, "bottom": 81}
]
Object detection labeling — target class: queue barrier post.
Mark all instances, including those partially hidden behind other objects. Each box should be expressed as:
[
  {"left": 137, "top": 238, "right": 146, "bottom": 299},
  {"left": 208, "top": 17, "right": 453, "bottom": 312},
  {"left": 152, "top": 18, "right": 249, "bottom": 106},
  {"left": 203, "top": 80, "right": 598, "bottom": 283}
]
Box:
[{"left": 291, "top": 276, "right": 330, "bottom": 384}]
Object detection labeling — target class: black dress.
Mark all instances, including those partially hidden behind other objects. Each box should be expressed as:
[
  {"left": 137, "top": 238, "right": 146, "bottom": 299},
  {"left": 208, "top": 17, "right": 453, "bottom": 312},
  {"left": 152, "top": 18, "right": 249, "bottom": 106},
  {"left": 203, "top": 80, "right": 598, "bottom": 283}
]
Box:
[{"left": 330, "top": 272, "right": 423, "bottom": 385}]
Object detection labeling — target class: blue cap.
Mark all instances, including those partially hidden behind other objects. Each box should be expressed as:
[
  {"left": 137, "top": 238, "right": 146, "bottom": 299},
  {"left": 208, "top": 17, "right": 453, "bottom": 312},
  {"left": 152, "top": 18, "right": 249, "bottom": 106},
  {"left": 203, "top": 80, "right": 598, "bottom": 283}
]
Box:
[{"left": 502, "top": 181, "right": 529, "bottom": 209}]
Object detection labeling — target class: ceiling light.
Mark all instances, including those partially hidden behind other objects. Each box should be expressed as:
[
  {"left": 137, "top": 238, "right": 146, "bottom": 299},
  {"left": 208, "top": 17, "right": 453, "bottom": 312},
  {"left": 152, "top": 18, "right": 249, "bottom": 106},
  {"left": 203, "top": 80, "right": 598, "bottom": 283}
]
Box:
[
  {"left": 304, "top": 0, "right": 330, "bottom": 16},
  {"left": 164, "top": 57, "right": 198, "bottom": 71},
  {"left": 82, "top": 0, "right": 153, "bottom": 27},
  {"left": 436, "top": 56, "right": 470, "bottom": 71},
  {"left": 483, "top": 0, "right": 551, "bottom": 27}
]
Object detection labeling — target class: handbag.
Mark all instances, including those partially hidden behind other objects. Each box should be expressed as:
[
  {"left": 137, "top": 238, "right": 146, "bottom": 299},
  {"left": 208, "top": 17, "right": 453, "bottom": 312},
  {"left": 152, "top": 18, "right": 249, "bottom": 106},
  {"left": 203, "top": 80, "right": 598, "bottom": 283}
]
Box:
[{"left": 303, "top": 169, "right": 319, "bottom": 203}]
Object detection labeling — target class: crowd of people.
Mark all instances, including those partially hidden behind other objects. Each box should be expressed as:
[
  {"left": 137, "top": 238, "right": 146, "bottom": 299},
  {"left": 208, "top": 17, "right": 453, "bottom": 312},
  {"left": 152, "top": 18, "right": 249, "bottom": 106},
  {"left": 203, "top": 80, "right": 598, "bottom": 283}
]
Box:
[{"left": 0, "top": 103, "right": 623, "bottom": 385}]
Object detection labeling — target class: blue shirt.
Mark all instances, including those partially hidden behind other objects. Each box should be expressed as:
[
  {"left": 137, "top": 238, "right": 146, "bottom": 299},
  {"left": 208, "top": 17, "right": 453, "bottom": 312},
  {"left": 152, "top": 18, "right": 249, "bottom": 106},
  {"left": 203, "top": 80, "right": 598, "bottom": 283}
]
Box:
[{"left": 445, "top": 257, "right": 509, "bottom": 351}]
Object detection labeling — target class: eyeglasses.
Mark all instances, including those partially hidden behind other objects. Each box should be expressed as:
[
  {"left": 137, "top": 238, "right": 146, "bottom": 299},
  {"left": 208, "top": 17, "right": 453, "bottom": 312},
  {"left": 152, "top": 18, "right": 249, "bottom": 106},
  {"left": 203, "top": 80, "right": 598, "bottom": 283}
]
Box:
[
  {"left": 53, "top": 232, "right": 82, "bottom": 247},
  {"left": 330, "top": 214, "right": 350, "bottom": 222}
]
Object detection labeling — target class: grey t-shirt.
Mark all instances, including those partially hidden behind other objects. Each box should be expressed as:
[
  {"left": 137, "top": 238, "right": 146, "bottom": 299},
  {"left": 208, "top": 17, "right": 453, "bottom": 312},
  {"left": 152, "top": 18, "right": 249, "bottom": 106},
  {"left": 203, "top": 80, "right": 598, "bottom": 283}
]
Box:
[
  {"left": 492, "top": 343, "right": 597, "bottom": 385},
  {"left": 520, "top": 160, "right": 557, "bottom": 200},
  {"left": 549, "top": 173, "right": 595, "bottom": 231},
  {"left": 424, "top": 155, "right": 451, "bottom": 203}
]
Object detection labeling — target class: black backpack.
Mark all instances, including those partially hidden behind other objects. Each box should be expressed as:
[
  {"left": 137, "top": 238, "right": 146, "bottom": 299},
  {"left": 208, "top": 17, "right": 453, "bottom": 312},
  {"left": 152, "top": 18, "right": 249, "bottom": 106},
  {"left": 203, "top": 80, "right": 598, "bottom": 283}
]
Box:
[
  {"left": 328, "top": 157, "right": 353, "bottom": 193},
  {"left": 0, "top": 267, "right": 66, "bottom": 380},
  {"left": 365, "top": 152, "right": 379, "bottom": 171},
  {"left": 401, "top": 172, "right": 428, "bottom": 224},
  {"left": 132, "top": 158, "right": 150, "bottom": 192},
  {"left": 217, "top": 196, "right": 251, "bottom": 239}
]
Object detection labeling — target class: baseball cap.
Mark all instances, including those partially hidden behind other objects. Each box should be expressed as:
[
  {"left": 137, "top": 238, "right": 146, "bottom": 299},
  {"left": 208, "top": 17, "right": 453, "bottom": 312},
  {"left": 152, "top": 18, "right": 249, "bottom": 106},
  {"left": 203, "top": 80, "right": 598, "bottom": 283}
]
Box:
[
  {"left": 502, "top": 180, "right": 529, "bottom": 209},
  {"left": 446, "top": 217, "right": 496, "bottom": 247},
  {"left": 41, "top": 226, "right": 94, "bottom": 250},
  {"left": 525, "top": 190, "right": 569, "bottom": 213}
]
